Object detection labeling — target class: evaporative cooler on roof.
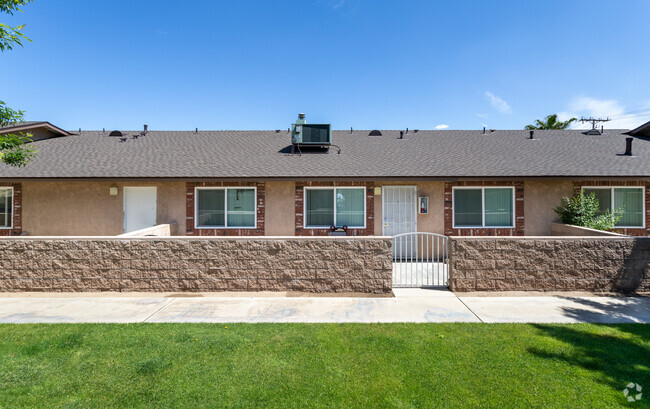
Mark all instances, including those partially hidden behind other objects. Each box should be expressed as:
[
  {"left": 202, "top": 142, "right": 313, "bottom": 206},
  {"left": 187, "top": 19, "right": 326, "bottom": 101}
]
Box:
[{"left": 291, "top": 113, "right": 332, "bottom": 145}]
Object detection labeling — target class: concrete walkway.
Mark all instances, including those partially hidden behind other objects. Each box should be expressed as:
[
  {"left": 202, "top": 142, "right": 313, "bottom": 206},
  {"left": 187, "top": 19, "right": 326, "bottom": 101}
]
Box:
[{"left": 0, "top": 289, "right": 648, "bottom": 323}]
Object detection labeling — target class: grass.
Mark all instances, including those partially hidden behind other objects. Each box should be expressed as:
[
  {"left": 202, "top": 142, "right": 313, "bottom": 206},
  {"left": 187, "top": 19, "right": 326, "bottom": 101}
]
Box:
[{"left": 0, "top": 324, "right": 648, "bottom": 408}]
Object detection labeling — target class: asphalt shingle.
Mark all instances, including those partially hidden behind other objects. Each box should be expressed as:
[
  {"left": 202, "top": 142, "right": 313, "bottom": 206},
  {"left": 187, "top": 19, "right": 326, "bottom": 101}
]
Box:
[{"left": 0, "top": 128, "right": 648, "bottom": 178}]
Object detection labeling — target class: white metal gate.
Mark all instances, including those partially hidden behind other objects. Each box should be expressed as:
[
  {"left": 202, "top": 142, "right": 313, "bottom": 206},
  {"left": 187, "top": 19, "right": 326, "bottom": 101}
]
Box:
[
  {"left": 382, "top": 186, "right": 417, "bottom": 259},
  {"left": 392, "top": 232, "right": 449, "bottom": 287}
]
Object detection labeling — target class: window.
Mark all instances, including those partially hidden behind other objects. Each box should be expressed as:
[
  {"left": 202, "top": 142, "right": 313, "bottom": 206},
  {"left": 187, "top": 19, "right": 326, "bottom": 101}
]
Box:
[
  {"left": 195, "top": 187, "right": 256, "bottom": 228},
  {"left": 453, "top": 187, "right": 514, "bottom": 228},
  {"left": 583, "top": 187, "right": 645, "bottom": 228},
  {"left": 0, "top": 188, "right": 12, "bottom": 228},
  {"left": 305, "top": 187, "right": 365, "bottom": 228}
]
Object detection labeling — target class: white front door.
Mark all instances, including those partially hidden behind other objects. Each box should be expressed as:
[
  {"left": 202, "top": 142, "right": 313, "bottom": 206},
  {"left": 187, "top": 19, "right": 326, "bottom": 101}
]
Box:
[
  {"left": 382, "top": 186, "right": 417, "bottom": 259},
  {"left": 123, "top": 187, "right": 157, "bottom": 233}
]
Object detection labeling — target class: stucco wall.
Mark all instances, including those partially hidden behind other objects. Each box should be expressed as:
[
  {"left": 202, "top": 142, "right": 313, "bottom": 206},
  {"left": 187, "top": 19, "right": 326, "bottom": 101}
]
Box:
[
  {"left": 374, "top": 181, "right": 445, "bottom": 235},
  {"left": 449, "top": 237, "right": 650, "bottom": 293},
  {"left": 22, "top": 182, "right": 185, "bottom": 236},
  {"left": 524, "top": 181, "right": 573, "bottom": 236},
  {"left": 264, "top": 181, "right": 295, "bottom": 236},
  {"left": 0, "top": 236, "right": 393, "bottom": 293}
]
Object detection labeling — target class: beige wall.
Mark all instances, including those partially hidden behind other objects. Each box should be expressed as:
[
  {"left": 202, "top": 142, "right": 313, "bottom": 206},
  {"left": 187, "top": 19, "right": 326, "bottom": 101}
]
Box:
[
  {"left": 374, "top": 181, "right": 445, "bottom": 235},
  {"left": 17, "top": 179, "right": 591, "bottom": 237},
  {"left": 22, "top": 181, "right": 185, "bottom": 236},
  {"left": 264, "top": 181, "right": 295, "bottom": 236},
  {"left": 524, "top": 181, "right": 573, "bottom": 236}
]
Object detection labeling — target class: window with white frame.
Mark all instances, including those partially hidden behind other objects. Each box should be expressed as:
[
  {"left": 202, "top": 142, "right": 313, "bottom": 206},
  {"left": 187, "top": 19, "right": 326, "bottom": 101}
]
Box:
[
  {"left": 304, "top": 187, "right": 365, "bottom": 228},
  {"left": 582, "top": 187, "right": 645, "bottom": 228},
  {"left": 453, "top": 187, "right": 514, "bottom": 228},
  {"left": 0, "top": 187, "right": 12, "bottom": 228},
  {"left": 195, "top": 187, "right": 256, "bottom": 228}
]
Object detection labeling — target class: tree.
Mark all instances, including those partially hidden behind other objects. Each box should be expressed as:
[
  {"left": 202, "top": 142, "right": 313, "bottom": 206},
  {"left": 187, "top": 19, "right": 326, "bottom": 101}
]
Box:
[
  {"left": 525, "top": 114, "right": 576, "bottom": 130},
  {"left": 553, "top": 191, "right": 622, "bottom": 231},
  {"left": 0, "top": 0, "right": 36, "bottom": 167}
]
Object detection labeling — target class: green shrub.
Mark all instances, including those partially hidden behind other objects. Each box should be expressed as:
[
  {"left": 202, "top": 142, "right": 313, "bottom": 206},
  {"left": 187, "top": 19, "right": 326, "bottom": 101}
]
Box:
[{"left": 553, "top": 192, "right": 622, "bottom": 231}]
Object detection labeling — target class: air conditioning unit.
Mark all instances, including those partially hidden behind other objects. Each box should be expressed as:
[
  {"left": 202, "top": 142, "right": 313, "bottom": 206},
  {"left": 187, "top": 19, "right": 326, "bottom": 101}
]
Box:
[{"left": 291, "top": 113, "right": 332, "bottom": 146}]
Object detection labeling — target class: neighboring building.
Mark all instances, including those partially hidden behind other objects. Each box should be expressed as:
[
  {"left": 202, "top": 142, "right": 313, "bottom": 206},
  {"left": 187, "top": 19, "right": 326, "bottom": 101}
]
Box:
[{"left": 0, "top": 115, "right": 649, "bottom": 237}]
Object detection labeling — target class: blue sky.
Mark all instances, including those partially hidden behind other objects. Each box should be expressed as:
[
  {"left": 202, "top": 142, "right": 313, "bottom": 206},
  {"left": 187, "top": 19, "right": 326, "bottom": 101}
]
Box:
[{"left": 2, "top": 0, "right": 650, "bottom": 131}]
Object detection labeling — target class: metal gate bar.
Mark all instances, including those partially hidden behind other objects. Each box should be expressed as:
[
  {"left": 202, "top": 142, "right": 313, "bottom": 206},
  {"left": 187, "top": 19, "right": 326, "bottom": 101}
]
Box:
[{"left": 392, "top": 232, "right": 449, "bottom": 287}]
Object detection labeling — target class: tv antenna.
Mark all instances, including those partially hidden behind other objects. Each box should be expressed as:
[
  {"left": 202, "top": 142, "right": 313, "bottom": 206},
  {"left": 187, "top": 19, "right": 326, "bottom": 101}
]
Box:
[{"left": 579, "top": 117, "right": 610, "bottom": 135}]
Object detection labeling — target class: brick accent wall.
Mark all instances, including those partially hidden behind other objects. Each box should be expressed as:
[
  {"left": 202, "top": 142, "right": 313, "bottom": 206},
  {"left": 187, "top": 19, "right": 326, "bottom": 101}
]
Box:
[
  {"left": 0, "top": 183, "right": 21, "bottom": 236},
  {"left": 185, "top": 182, "right": 265, "bottom": 236},
  {"left": 0, "top": 237, "right": 393, "bottom": 293},
  {"left": 444, "top": 181, "right": 524, "bottom": 236},
  {"left": 449, "top": 237, "right": 650, "bottom": 293},
  {"left": 573, "top": 180, "right": 650, "bottom": 236},
  {"left": 295, "top": 181, "right": 375, "bottom": 236}
]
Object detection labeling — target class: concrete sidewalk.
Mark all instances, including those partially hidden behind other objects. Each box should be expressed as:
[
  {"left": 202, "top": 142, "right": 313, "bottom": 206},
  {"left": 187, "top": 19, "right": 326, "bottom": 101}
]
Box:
[{"left": 0, "top": 289, "right": 648, "bottom": 324}]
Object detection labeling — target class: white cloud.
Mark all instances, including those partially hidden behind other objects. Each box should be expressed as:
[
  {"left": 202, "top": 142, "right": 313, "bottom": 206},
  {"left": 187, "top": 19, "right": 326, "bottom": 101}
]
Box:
[
  {"left": 475, "top": 113, "right": 489, "bottom": 119},
  {"left": 559, "top": 97, "right": 650, "bottom": 130},
  {"left": 485, "top": 92, "right": 512, "bottom": 114},
  {"left": 434, "top": 124, "right": 449, "bottom": 130}
]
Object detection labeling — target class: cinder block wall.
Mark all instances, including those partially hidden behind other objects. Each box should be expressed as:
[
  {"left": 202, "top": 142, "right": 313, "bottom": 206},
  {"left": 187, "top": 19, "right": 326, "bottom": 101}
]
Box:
[
  {"left": 449, "top": 237, "right": 650, "bottom": 293},
  {"left": 0, "top": 237, "right": 393, "bottom": 293}
]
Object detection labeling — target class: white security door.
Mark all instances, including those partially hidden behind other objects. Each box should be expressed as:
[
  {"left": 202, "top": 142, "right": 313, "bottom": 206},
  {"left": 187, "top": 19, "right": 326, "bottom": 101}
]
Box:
[
  {"left": 382, "top": 186, "right": 417, "bottom": 259},
  {"left": 123, "top": 187, "right": 157, "bottom": 233}
]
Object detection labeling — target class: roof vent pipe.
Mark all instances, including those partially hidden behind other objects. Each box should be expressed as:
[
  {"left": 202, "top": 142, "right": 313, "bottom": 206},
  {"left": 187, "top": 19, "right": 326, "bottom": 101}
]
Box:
[
  {"left": 296, "top": 113, "right": 306, "bottom": 125},
  {"left": 483, "top": 126, "right": 486, "bottom": 135},
  {"left": 624, "top": 137, "right": 633, "bottom": 156},
  {"left": 399, "top": 131, "right": 404, "bottom": 139},
  {"left": 144, "top": 124, "right": 148, "bottom": 133},
  {"left": 529, "top": 130, "right": 534, "bottom": 140}
]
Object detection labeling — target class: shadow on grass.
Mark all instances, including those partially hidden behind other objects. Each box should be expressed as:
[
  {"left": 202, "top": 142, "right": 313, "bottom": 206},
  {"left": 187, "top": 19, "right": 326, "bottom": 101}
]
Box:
[{"left": 528, "top": 322, "right": 650, "bottom": 405}]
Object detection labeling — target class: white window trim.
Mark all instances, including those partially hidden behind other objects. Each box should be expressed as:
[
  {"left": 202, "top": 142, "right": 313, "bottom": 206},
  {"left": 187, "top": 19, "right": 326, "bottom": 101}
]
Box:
[
  {"left": 194, "top": 186, "right": 257, "bottom": 229},
  {"left": 452, "top": 186, "right": 516, "bottom": 229},
  {"left": 303, "top": 186, "right": 367, "bottom": 229},
  {"left": 581, "top": 186, "right": 646, "bottom": 229},
  {"left": 0, "top": 187, "right": 12, "bottom": 229}
]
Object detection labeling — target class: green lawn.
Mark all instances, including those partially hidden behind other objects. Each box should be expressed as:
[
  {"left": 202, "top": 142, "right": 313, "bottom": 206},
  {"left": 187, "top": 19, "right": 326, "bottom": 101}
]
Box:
[{"left": 0, "top": 324, "right": 648, "bottom": 408}]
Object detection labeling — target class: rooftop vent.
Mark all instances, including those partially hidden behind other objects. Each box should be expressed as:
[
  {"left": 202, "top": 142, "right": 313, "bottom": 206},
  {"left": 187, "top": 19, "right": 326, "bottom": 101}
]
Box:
[
  {"left": 369, "top": 130, "right": 382, "bottom": 136},
  {"left": 108, "top": 130, "right": 123, "bottom": 137},
  {"left": 529, "top": 130, "right": 535, "bottom": 140},
  {"left": 624, "top": 137, "right": 634, "bottom": 156}
]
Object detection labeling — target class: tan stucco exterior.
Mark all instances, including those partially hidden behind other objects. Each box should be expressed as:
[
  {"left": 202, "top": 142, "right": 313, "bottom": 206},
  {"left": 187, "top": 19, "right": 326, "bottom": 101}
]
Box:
[
  {"left": 374, "top": 181, "right": 445, "bottom": 235},
  {"left": 22, "top": 181, "right": 185, "bottom": 236},
  {"left": 264, "top": 181, "right": 296, "bottom": 236},
  {"left": 17, "top": 178, "right": 632, "bottom": 237},
  {"left": 523, "top": 180, "right": 573, "bottom": 236}
]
